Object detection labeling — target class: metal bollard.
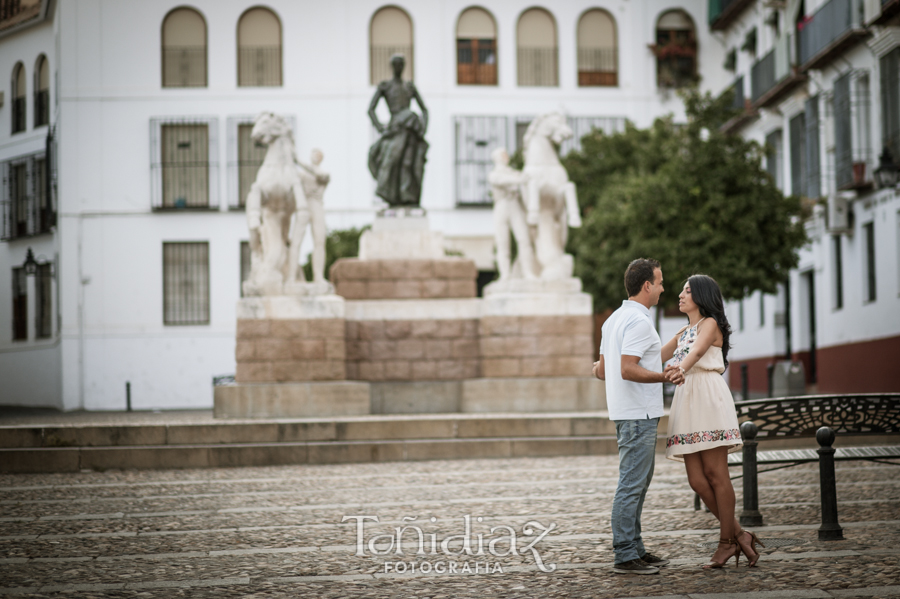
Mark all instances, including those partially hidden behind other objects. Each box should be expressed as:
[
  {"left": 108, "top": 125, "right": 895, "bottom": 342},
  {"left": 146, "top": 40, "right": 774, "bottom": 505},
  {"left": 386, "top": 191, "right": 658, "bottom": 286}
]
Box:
[
  {"left": 766, "top": 364, "right": 774, "bottom": 397},
  {"left": 739, "top": 421, "right": 763, "bottom": 526},
  {"left": 816, "top": 426, "right": 844, "bottom": 541},
  {"left": 126, "top": 381, "right": 132, "bottom": 412},
  {"left": 740, "top": 364, "right": 749, "bottom": 401}
]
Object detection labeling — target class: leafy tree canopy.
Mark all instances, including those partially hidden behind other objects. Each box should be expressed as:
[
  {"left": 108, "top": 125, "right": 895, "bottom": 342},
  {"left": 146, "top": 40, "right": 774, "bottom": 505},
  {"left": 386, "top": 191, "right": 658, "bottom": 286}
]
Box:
[{"left": 563, "top": 87, "right": 808, "bottom": 312}]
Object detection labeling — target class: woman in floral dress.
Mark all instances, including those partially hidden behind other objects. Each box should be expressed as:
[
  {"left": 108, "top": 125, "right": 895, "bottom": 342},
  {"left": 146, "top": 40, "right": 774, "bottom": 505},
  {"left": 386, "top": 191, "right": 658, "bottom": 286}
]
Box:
[{"left": 661, "top": 275, "right": 763, "bottom": 568}]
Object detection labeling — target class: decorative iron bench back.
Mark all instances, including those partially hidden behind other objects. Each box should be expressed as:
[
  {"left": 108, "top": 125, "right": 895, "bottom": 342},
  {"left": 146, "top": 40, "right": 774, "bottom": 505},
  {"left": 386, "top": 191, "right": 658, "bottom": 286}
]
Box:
[{"left": 734, "top": 393, "right": 900, "bottom": 439}]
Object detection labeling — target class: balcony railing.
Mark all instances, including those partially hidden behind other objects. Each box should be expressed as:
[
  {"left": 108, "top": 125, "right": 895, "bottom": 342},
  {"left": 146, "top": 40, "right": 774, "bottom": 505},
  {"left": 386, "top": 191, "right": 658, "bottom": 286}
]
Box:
[
  {"left": 238, "top": 46, "right": 282, "bottom": 87},
  {"left": 751, "top": 51, "right": 776, "bottom": 102},
  {"left": 162, "top": 47, "right": 207, "bottom": 88},
  {"left": 517, "top": 47, "right": 558, "bottom": 87},
  {"left": 798, "top": 0, "right": 865, "bottom": 68},
  {"left": 732, "top": 76, "right": 746, "bottom": 110},
  {"left": 750, "top": 34, "right": 803, "bottom": 106},
  {"left": 577, "top": 48, "right": 618, "bottom": 86}
]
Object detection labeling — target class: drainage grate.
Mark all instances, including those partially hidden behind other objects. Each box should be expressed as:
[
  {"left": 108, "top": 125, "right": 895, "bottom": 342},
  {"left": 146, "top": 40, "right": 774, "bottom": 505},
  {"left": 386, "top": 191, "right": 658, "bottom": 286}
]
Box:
[{"left": 699, "top": 538, "right": 802, "bottom": 549}]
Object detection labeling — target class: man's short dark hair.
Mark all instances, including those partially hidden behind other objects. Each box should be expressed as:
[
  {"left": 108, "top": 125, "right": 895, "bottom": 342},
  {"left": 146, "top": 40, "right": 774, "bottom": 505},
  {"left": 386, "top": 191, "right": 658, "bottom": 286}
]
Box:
[{"left": 624, "top": 258, "right": 661, "bottom": 297}]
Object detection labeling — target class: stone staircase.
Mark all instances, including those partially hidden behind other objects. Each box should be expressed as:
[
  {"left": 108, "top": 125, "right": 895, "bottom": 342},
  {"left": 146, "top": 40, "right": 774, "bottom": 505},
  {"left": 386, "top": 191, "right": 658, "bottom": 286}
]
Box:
[{"left": 0, "top": 411, "right": 669, "bottom": 473}]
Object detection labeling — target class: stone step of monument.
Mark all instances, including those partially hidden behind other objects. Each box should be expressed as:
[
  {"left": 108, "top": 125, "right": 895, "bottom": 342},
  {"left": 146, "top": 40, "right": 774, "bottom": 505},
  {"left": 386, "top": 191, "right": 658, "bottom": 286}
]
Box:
[{"left": 0, "top": 412, "right": 669, "bottom": 473}]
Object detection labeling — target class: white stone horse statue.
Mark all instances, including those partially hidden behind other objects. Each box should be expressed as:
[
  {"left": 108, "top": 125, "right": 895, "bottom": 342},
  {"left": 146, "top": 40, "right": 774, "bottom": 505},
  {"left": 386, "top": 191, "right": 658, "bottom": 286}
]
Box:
[
  {"left": 522, "top": 113, "right": 582, "bottom": 280},
  {"left": 243, "top": 112, "right": 308, "bottom": 296}
]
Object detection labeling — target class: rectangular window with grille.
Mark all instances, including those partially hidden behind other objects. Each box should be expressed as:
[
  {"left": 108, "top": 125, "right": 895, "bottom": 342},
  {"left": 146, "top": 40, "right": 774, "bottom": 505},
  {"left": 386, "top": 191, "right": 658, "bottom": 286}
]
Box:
[
  {"left": 454, "top": 116, "right": 509, "bottom": 206},
  {"left": 864, "top": 222, "right": 876, "bottom": 303},
  {"left": 35, "top": 262, "right": 52, "bottom": 338},
  {"left": 765, "top": 129, "right": 784, "bottom": 190},
  {"left": 240, "top": 240, "right": 251, "bottom": 297},
  {"left": 1, "top": 154, "right": 54, "bottom": 241},
  {"left": 806, "top": 96, "right": 822, "bottom": 199},
  {"left": 790, "top": 113, "right": 806, "bottom": 196},
  {"left": 12, "top": 267, "right": 27, "bottom": 341},
  {"left": 163, "top": 242, "right": 210, "bottom": 325},
  {"left": 880, "top": 49, "right": 900, "bottom": 164},
  {"left": 12, "top": 163, "right": 28, "bottom": 238},
  {"left": 237, "top": 124, "right": 266, "bottom": 208},
  {"left": 161, "top": 124, "right": 209, "bottom": 209},
  {"left": 834, "top": 72, "right": 853, "bottom": 189}
]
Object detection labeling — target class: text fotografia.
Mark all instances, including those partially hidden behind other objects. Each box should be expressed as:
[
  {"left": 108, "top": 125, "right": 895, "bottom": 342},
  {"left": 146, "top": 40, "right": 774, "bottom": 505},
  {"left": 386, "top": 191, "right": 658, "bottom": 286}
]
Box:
[
  {"left": 384, "top": 560, "right": 503, "bottom": 575},
  {"left": 342, "top": 514, "right": 558, "bottom": 573}
]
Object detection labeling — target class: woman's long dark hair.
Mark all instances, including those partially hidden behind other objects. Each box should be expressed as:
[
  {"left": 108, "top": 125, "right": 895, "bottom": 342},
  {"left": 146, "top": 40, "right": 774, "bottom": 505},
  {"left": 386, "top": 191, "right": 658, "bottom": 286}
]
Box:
[{"left": 686, "top": 274, "right": 732, "bottom": 368}]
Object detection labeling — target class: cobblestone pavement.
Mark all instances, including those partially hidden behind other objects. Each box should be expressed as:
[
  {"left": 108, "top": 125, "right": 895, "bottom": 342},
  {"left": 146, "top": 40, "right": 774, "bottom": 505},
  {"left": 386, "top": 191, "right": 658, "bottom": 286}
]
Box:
[{"left": 1, "top": 455, "right": 899, "bottom": 598}]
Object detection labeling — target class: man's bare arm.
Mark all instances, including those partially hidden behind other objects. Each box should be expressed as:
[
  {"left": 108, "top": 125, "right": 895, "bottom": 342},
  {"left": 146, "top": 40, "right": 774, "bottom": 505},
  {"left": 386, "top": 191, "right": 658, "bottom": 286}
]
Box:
[
  {"left": 592, "top": 355, "right": 605, "bottom": 380},
  {"left": 621, "top": 355, "right": 667, "bottom": 384}
]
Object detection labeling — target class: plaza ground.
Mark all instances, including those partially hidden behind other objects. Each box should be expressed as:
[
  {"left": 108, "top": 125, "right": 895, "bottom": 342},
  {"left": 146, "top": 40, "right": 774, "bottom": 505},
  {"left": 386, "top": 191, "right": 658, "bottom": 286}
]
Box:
[{"left": 1, "top": 447, "right": 899, "bottom": 598}]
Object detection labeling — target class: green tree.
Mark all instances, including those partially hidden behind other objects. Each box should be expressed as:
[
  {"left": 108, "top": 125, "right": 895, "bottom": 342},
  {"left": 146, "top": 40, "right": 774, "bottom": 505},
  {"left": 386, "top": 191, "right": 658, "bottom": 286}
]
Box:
[
  {"left": 564, "top": 88, "right": 808, "bottom": 312},
  {"left": 302, "top": 226, "right": 370, "bottom": 282}
]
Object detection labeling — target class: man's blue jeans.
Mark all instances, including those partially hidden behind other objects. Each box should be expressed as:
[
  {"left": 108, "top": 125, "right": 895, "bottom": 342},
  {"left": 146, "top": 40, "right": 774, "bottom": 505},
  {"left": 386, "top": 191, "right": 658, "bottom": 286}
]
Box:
[{"left": 611, "top": 417, "right": 659, "bottom": 564}]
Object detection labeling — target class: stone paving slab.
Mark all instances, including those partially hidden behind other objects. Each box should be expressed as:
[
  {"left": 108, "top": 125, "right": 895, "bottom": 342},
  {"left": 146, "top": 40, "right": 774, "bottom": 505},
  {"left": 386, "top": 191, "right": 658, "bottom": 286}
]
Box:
[{"left": 0, "top": 457, "right": 898, "bottom": 598}]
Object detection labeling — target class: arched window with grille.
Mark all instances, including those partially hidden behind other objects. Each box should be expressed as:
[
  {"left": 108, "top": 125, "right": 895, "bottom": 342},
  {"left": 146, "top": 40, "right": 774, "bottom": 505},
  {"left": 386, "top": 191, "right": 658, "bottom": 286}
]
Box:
[
  {"left": 517, "top": 8, "right": 557, "bottom": 87},
  {"left": 161, "top": 7, "right": 207, "bottom": 88},
  {"left": 370, "top": 6, "right": 413, "bottom": 84},
  {"left": 654, "top": 10, "right": 697, "bottom": 88},
  {"left": 34, "top": 54, "right": 49, "bottom": 127},
  {"left": 577, "top": 9, "right": 617, "bottom": 87},
  {"left": 237, "top": 7, "right": 282, "bottom": 87},
  {"left": 457, "top": 7, "right": 497, "bottom": 86},
  {"left": 11, "top": 62, "right": 26, "bottom": 133}
]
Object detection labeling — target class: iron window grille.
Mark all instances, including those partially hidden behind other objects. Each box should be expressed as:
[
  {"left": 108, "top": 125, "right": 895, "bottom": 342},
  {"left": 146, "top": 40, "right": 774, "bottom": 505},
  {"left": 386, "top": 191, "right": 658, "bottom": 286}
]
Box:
[
  {"left": 654, "top": 29, "right": 697, "bottom": 88},
  {"left": 150, "top": 117, "right": 218, "bottom": 211},
  {"left": 517, "top": 47, "right": 558, "bottom": 86},
  {"left": 1, "top": 151, "right": 55, "bottom": 241},
  {"left": 766, "top": 129, "right": 784, "bottom": 190},
  {"left": 578, "top": 48, "right": 618, "bottom": 87},
  {"left": 11, "top": 95, "right": 26, "bottom": 134},
  {"left": 457, "top": 39, "right": 497, "bottom": 85},
  {"left": 454, "top": 115, "right": 626, "bottom": 206},
  {"left": 240, "top": 240, "right": 251, "bottom": 297},
  {"left": 34, "top": 89, "right": 49, "bottom": 127},
  {"left": 238, "top": 46, "right": 282, "bottom": 87},
  {"left": 226, "top": 115, "right": 295, "bottom": 210},
  {"left": 371, "top": 45, "right": 413, "bottom": 84},
  {"left": 790, "top": 112, "right": 807, "bottom": 196},
  {"left": 834, "top": 70, "right": 872, "bottom": 190},
  {"left": 162, "top": 46, "right": 207, "bottom": 88},
  {"left": 35, "top": 261, "right": 52, "bottom": 338},
  {"left": 806, "top": 95, "right": 822, "bottom": 199},
  {"left": 11, "top": 267, "right": 26, "bottom": 341},
  {"left": 880, "top": 49, "right": 900, "bottom": 168},
  {"left": 163, "top": 241, "right": 210, "bottom": 326}
]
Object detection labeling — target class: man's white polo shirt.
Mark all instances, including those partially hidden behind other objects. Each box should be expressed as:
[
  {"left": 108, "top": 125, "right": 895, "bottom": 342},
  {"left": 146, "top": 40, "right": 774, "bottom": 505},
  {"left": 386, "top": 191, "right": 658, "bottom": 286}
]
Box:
[{"left": 600, "top": 300, "right": 664, "bottom": 421}]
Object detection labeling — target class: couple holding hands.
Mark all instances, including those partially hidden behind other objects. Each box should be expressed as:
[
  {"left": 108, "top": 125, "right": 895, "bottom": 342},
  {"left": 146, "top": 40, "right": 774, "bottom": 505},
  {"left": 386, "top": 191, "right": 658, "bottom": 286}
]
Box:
[{"left": 593, "top": 258, "right": 764, "bottom": 574}]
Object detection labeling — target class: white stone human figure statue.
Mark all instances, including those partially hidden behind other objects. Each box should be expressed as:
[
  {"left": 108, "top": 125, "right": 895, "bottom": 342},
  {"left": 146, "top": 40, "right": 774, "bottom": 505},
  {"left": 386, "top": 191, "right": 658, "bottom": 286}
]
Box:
[
  {"left": 293, "top": 149, "right": 330, "bottom": 284},
  {"left": 520, "top": 112, "right": 582, "bottom": 280},
  {"left": 243, "top": 112, "right": 308, "bottom": 296},
  {"left": 489, "top": 148, "right": 537, "bottom": 281}
]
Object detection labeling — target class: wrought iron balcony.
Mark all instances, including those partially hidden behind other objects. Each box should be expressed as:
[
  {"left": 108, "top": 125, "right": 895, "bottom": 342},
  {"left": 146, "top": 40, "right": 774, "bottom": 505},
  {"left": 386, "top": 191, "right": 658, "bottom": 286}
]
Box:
[
  {"left": 750, "top": 34, "right": 806, "bottom": 107},
  {"left": 798, "top": 0, "right": 868, "bottom": 70}
]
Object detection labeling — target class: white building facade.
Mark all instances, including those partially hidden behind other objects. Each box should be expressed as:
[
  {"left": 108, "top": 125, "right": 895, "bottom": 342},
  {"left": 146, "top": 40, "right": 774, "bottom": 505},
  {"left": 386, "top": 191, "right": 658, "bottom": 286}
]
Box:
[
  {"left": 0, "top": 0, "right": 728, "bottom": 410},
  {"left": 709, "top": 0, "right": 900, "bottom": 394}
]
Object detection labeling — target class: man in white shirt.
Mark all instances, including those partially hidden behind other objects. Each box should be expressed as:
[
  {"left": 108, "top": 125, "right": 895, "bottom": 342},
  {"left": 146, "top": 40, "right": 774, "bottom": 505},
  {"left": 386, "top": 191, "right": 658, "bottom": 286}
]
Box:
[{"left": 593, "top": 258, "right": 670, "bottom": 575}]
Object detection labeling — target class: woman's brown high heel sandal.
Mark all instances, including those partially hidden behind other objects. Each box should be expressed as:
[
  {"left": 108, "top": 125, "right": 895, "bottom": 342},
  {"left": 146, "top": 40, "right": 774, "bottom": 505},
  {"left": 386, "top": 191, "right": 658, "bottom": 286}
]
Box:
[
  {"left": 703, "top": 537, "right": 740, "bottom": 569},
  {"left": 737, "top": 529, "right": 765, "bottom": 567}
]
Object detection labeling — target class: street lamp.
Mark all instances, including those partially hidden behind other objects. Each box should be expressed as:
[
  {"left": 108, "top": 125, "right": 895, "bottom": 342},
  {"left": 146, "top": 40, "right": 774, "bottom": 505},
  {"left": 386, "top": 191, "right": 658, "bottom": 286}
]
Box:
[
  {"left": 874, "top": 147, "right": 899, "bottom": 189},
  {"left": 23, "top": 248, "right": 38, "bottom": 276}
]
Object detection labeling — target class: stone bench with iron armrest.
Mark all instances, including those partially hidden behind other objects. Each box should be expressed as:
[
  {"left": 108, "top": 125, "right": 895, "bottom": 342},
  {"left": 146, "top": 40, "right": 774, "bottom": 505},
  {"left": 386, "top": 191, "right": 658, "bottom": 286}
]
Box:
[{"left": 693, "top": 393, "right": 900, "bottom": 541}]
